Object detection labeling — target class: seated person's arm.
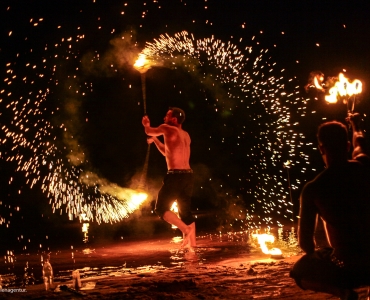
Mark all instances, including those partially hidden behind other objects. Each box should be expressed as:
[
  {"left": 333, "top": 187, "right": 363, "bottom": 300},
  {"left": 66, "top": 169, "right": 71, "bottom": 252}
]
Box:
[{"left": 298, "top": 183, "right": 318, "bottom": 254}]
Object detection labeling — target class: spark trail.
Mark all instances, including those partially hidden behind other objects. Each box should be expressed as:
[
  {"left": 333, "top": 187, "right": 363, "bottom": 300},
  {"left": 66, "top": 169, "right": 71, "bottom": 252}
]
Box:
[
  {"left": 138, "top": 31, "right": 314, "bottom": 228},
  {"left": 0, "top": 7, "right": 147, "bottom": 225},
  {"left": 0, "top": 3, "right": 316, "bottom": 229}
]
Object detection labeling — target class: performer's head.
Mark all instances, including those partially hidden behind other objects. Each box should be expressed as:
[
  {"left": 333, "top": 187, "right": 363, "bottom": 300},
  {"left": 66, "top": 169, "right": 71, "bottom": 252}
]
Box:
[
  {"left": 167, "top": 107, "right": 185, "bottom": 124},
  {"left": 317, "top": 121, "right": 350, "bottom": 165}
]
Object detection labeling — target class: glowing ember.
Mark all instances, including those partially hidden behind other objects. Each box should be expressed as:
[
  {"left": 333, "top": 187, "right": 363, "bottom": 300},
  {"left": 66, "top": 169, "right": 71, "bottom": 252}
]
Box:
[{"left": 253, "top": 233, "right": 282, "bottom": 256}]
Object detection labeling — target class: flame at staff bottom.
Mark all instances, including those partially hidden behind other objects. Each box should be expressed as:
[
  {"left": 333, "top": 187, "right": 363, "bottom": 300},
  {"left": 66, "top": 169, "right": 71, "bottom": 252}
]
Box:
[
  {"left": 252, "top": 233, "right": 282, "bottom": 256},
  {"left": 80, "top": 171, "right": 148, "bottom": 221},
  {"left": 117, "top": 189, "right": 148, "bottom": 212}
]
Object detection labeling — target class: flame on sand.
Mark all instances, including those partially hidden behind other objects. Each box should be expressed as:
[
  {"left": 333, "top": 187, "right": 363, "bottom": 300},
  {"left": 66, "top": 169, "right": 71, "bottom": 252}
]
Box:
[{"left": 253, "top": 233, "right": 282, "bottom": 256}]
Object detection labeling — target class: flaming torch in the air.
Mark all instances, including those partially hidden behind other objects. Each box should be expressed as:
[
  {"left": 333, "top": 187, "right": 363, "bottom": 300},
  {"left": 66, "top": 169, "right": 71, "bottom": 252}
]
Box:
[
  {"left": 308, "top": 71, "right": 363, "bottom": 113},
  {"left": 253, "top": 233, "right": 283, "bottom": 259},
  {"left": 325, "top": 73, "right": 362, "bottom": 112},
  {"left": 134, "top": 53, "right": 152, "bottom": 114}
]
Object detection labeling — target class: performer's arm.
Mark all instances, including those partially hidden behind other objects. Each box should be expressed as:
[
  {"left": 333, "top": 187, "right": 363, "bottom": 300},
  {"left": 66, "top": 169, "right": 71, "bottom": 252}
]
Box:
[
  {"left": 142, "top": 115, "right": 170, "bottom": 136},
  {"left": 298, "top": 183, "right": 317, "bottom": 255},
  {"left": 142, "top": 115, "right": 168, "bottom": 156},
  {"left": 147, "top": 137, "right": 165, "bottom": 156}
]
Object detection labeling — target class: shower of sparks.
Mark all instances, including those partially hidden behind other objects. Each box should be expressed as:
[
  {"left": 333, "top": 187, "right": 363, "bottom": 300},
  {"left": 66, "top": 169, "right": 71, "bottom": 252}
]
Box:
[
  {"left": 0, "top": 3, "right": 317, "bottom": 230},
  {"left": 138, "top": 31, "right": 313, "bottom": 228},
  {"left": 0, "top": 4, "right": 149, "bottom": 225}
]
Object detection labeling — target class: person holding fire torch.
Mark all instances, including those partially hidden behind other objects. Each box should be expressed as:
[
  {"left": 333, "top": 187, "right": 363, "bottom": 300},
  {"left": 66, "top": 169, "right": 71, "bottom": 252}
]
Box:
[
  {"left": 290, "top": 113, "right": 370, "bottom": 299},
  {"left": 142, "top": 107, "right": 196, "bottom": 250}
]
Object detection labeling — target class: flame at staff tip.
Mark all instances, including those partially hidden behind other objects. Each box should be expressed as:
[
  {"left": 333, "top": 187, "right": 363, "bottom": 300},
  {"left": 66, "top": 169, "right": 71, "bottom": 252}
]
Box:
[
  {"left": 134, "top": 53, "right": 152, "bottom": 74},
  {"left": 252, "top": 233, "right": 282, "bottom": 255}
]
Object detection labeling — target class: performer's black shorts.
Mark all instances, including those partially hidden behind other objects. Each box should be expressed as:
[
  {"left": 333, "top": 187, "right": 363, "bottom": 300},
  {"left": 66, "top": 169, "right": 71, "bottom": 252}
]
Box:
[{"left": 155, "top": 170, "right": 194, "bottom": 225}]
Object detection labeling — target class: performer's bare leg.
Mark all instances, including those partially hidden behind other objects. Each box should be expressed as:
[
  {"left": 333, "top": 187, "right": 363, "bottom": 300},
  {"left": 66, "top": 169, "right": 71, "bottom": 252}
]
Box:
[
  {"left": 162, "top": 211, "right": 195, "bottom": 250},
  {"left": 187, "top": 222, "right": 196, "bottom": 247}
]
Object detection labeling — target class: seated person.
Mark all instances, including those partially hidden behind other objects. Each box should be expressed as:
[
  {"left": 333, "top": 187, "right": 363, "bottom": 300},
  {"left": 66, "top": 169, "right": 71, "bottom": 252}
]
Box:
[{"left": 290, "top": 113, "right": 370, "bottom": 300}]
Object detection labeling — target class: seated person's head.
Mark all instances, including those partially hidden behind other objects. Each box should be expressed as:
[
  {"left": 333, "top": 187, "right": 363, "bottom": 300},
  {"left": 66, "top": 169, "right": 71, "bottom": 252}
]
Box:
[{"left": 317, "top": 121, "right": 349, "bottom": 157}]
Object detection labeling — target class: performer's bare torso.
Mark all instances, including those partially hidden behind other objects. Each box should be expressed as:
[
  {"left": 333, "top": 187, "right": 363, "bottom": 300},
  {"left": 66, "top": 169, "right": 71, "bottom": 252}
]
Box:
[
  {"left": 142, "top": 110, "right": 191, "bottom": 170},
  {"left": 163, "top": 126, "right": 191, "bottom": 170}
]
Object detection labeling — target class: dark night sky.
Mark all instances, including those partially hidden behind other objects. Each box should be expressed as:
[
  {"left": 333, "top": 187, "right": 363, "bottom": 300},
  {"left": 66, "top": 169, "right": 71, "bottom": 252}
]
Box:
[{"left": 1, "top": 0, "right": 370, "bottom": 245}]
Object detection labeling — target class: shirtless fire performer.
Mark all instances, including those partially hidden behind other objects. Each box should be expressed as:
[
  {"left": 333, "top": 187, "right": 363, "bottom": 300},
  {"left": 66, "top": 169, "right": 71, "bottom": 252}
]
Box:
[{"left": 142, "top": 107, "right": 196, "bottom": 250}]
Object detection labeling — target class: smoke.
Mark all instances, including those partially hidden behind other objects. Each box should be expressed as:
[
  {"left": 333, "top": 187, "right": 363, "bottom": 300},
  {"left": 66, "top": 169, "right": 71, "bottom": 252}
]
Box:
[
  {"left": 81, "top": 30, "right": 141, "bottom": 77},
  {"left": 80, "top": 170, "right": 149, "bottom": 202},
  {"left": 59, "top": 30, "right": 143, "bottom": 170},
  {"left": 62, "top": 96, "right": 85, "bottom": 166},
  {"left": 153, "top": 54, "right": 232, "bottom": 114},
  {"left": 191, "top": 163, "right": 251, "bottom": 231}
]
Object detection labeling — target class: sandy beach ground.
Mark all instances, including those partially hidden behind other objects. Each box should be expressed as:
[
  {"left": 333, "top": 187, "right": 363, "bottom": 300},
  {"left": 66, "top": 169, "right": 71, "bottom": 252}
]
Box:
[{"left": 0, "top": 229, "right": 346, "bottom": 300}]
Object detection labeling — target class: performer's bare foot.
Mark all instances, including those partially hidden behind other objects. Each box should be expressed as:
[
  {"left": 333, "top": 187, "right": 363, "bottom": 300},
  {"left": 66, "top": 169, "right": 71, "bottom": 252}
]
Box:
[
  {"left": 181, "top": 223, "right": 196, "bottom": 249},
  {"left": 188, "top": 222, "right": 196, "bottom": 247},
  {"left": 181, "top": 226, "right": 192, "bottom": 249}
]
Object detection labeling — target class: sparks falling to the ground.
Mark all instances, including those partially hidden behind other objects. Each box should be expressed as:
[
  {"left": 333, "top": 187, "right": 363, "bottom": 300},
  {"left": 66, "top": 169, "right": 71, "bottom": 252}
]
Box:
[{"left": 0, "top": 2, "right": 326, "bottom": 230}]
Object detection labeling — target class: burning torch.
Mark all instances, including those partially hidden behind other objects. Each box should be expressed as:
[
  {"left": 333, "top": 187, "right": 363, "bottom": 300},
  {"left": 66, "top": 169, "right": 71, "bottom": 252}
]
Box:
[
  {"left": 308, "top": 71, "right": 363, "bottom": 113},
  {"left": 134, "top": 53, "right": 152, "bottom": 115},
  {"left": 134, "top": 53, "right": 153, "bottom": 190}
]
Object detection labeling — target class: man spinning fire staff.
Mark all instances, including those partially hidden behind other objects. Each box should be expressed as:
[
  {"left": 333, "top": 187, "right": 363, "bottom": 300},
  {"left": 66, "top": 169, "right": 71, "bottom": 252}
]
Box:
[
  {"left": 142, "top": 107, "right": 196, "bottom": 250},
  {"left": 290, "top": 113, "right": 370, "bottom": 299}
]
